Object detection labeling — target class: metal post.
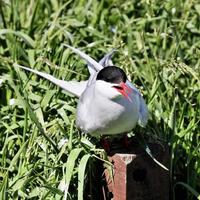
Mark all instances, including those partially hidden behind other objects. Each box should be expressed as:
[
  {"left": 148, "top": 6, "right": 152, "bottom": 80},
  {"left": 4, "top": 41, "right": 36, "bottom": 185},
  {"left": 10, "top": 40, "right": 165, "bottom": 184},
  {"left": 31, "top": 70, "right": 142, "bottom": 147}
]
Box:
[{"left": 104, "top": 141, "right": 169, "bottom": 200}]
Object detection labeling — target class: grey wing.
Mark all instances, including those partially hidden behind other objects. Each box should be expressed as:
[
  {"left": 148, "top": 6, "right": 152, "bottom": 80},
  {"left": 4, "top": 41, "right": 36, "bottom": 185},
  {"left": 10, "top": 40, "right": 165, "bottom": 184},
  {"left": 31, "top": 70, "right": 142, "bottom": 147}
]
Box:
[
  {"left": 14, "top": 64, "right": 87, "bottom": 97},
  {"left": 64, "top": 45, "right": 119, "bottom": 86},
  {"left": 63, "top": 44, "right": 105, "bottom": 87},
  {"left": 99, "top": 49, "right": 117, "bottom": 67},
  {"left": 126, "top": 80, "right": 148, "bottom": 127},
  {"left": 14, "top": 47, "right": 118, "bottom": 96},
  {"left": 63, "top": 44, "right": 103, "bottom": 73},
  {"left": 87, "top": 49, "right": 118, "bottom": 85},
  {"left": 137, "top": 95, "right": 148, "bottom": 127}
]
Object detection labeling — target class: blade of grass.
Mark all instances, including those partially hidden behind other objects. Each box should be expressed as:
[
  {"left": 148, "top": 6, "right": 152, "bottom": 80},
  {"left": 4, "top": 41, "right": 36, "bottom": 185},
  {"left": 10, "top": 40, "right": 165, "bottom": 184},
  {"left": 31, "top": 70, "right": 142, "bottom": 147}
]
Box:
[
  {"left": 0, "top": 29, "right": 36, "bottom": 48},
  {"left": 78, "top": 154, "right": 91, "bottom": 200},
  {"left": 61, "top": 148, "right": 83, "bottom": 200},
  {"left": 174, "top": 182, "right": 200, "bottom": 199}
]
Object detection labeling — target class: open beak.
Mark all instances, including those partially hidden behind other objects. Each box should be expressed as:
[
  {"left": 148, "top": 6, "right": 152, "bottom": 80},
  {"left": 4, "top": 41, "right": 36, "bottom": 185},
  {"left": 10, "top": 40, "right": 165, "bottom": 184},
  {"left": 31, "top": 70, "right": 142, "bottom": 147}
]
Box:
[{"left": 113, "top": 82, "right": 132, "bottom": 101}]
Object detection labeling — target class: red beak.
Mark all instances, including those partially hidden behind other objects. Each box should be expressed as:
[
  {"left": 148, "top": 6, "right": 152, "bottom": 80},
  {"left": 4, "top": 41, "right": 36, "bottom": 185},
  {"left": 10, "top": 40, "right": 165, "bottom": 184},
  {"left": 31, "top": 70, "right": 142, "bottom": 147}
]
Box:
[{"left": 113, "top": 82, "right": 132, "bottom": 101}]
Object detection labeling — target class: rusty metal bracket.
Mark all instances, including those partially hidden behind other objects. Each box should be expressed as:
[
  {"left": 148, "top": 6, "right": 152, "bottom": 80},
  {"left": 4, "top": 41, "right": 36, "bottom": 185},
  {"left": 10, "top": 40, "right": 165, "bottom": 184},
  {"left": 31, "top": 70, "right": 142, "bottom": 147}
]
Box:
[{"left": 103, "top": 141, "right": 169, "bottom": 200}]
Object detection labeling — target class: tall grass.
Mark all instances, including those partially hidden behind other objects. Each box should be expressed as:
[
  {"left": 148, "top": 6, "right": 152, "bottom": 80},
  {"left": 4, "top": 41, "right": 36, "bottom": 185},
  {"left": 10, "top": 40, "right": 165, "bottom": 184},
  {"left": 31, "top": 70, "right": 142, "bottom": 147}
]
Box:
[{"left": 0, "top": 0, "right": 199, "bottom": 199}]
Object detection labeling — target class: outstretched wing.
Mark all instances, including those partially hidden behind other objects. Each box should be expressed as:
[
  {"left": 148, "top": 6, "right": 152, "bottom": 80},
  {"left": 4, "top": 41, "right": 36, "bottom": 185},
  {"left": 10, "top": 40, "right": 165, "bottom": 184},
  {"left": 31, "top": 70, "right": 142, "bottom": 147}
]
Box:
[
  {"left": 99, "top": 49, "right": 117, "bottom": 67},
  {"left": 63, "top": 44, "right": 105, "bottom": 86},
  {"left": 64, "top": 45, "right": 118, "bottom": 86},
  {"left": 14, "top": 46, "right": 116, "bottom": 96},
  {"left": 63, "top": 44, "right": 103, "bottom": 73},
  {"left": 14, "top": 64, "right": 87, "bottom": 97}
]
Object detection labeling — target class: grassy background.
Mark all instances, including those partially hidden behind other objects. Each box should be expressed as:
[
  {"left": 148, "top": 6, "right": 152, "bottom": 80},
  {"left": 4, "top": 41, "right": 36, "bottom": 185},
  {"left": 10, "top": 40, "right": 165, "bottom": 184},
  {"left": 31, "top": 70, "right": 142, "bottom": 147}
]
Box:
[{"left": 0, "top": 0, "right": 200, "bottom": 199}]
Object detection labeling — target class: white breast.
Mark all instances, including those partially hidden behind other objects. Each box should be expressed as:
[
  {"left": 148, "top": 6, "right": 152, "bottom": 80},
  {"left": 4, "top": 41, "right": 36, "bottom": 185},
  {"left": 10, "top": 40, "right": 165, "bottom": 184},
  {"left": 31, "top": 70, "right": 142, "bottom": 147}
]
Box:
[{"left": 76, "top": 85, "right": 140, "bottom": 136}]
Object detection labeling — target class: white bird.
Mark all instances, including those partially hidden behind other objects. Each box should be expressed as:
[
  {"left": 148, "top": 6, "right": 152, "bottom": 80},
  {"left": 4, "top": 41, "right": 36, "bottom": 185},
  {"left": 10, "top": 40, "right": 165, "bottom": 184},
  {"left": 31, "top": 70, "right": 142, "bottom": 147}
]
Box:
[{"left": 14, "top": 44, "right": 148, "bottom": 137}]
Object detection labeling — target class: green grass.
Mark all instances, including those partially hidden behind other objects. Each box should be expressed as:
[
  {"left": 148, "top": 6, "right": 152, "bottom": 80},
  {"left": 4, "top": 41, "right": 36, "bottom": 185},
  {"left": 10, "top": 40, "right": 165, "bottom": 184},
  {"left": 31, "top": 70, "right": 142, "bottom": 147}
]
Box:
[{"left": 0, "top": 0, "right": 200, "bottom": 199}]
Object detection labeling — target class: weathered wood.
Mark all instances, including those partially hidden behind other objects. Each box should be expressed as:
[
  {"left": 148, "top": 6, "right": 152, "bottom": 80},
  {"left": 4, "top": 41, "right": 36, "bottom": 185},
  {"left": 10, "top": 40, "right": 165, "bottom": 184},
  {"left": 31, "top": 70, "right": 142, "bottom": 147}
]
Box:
[{"left": 104, "top": 141, "right": 169, "bottom": 200}]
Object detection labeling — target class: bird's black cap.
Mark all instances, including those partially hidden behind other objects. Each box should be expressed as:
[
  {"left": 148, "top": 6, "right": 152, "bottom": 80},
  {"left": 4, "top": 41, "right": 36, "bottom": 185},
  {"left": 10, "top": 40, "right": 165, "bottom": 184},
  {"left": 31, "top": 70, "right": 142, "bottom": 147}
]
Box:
[{"left": 96, "top": 66, "right": 127, "bottom": 84}]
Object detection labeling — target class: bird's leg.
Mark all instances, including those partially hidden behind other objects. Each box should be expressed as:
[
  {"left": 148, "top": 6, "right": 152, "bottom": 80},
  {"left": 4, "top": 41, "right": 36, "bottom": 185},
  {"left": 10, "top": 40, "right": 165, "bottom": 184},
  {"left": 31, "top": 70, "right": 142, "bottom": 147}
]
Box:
[
  {"left": 121, "top": 133, "right": 130, "bottom": 149},
  {"left": 100, "top": 136, "right": 111, "bottom": 153}
]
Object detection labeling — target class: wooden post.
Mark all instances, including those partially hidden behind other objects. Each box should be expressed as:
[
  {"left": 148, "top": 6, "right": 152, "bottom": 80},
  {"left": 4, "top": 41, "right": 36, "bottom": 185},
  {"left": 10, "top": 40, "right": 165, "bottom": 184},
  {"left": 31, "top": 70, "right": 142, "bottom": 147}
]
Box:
[{"left": 103, "top": 140, "right": 170, "bottom": 200}]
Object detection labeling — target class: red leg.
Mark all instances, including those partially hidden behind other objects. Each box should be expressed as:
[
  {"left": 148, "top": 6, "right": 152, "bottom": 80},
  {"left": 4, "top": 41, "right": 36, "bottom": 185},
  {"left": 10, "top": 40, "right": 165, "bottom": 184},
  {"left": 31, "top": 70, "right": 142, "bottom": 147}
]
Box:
[
  {"left": 100, "top": 137, "right": 111, "bottom": 153},
  {"left": 122, "top": 134, "right": 130, "bottom": 149}
]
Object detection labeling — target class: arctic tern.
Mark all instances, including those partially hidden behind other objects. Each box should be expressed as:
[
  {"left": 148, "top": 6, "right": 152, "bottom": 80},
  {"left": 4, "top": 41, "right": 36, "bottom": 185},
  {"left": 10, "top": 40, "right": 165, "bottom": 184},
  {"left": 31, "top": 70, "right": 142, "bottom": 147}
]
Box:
[{"left": 14, "top": 45, "right": 148, "bottom": 137}]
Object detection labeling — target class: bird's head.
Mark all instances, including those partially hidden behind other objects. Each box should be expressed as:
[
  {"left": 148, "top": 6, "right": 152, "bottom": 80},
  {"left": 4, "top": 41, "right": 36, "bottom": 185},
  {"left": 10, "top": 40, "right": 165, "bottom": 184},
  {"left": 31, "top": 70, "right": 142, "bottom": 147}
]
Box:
[{"left": 95, "top": 66, "right": 132, "bottom": 100}]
